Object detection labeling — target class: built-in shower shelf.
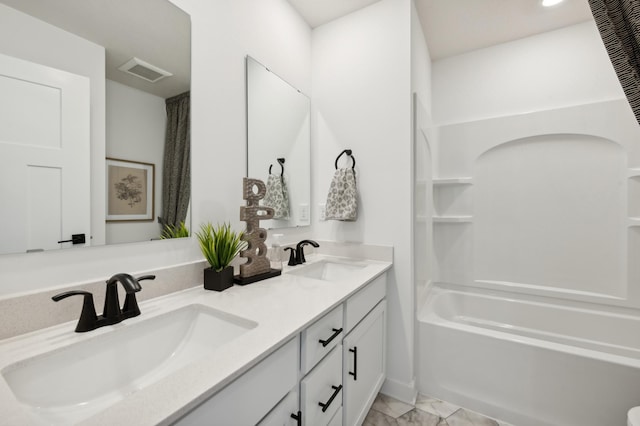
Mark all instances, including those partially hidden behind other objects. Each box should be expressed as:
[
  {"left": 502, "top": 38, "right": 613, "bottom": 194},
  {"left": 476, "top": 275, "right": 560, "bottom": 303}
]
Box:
[
  {"left": 628, "top": 169, "right": 640, "bottom": 178},
  {"left": 433, "top": 177, "right": 473, "bottom": 185},
  {"left": 629, "top": 218, "right": 640, "bottom": 227},
  {"left": 433, "top": 216, "right": 473, "bottom": 223}
]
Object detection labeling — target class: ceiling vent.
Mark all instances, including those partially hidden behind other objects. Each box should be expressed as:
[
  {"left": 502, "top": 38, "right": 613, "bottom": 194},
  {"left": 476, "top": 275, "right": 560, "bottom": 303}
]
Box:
[{"left": 118, "top": 57, "right": 172, "bottom": 83}]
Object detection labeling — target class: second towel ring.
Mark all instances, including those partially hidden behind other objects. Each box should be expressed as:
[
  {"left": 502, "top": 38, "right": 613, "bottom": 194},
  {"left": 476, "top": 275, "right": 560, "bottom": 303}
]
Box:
[
  {"left": 269, "top": 158, "right": 285, "bottom": 176},
  {"left": 335, "top": 149, "right": 356, "bottom": 170}
]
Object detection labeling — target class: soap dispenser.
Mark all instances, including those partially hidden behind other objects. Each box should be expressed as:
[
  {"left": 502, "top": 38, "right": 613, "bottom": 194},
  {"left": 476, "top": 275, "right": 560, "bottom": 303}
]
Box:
[{"left": 270, "top": 233, "right": 284, "bottom": 271}]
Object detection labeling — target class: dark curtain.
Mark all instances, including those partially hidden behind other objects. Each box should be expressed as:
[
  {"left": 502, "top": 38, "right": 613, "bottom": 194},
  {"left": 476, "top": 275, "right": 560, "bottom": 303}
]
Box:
[
  {"left": 160, "top": 91, "right": 190, "bottom": 229},
  {"left": 589, "top": 0, "right": 640, "bottom": 125}
]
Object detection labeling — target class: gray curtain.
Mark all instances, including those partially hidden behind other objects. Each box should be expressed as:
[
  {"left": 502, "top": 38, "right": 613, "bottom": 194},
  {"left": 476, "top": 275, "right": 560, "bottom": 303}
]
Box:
[
  {"left": 589, "top": 0, "right": 640, "bottom": 125},
  {"left": 161, "top": 91, "right": 190, "bottom": 228}
]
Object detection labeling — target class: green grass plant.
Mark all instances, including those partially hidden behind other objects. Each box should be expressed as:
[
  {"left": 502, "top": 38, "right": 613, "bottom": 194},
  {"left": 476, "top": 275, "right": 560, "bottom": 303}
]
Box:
[
  {"left": 160, "top": 221, "right": 190, "bottom": 239},
  {"left": 196, "top": 222, "right": 246, "bottom": 272}
]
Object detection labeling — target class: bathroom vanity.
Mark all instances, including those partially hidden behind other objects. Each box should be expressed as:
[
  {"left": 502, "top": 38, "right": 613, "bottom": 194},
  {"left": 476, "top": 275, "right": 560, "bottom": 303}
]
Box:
[
  {"left": 177, "top": 269, "right": 387, "bottom": 426},
  {"left": 0, "top": 249, "right": 391, "bottom": 426}
]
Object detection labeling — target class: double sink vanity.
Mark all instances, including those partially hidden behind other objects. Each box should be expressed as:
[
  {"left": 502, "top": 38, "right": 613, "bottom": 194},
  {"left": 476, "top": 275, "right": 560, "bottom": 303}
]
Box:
[{"left": 0, "top": 246, "right": 391, "bottom": 426}]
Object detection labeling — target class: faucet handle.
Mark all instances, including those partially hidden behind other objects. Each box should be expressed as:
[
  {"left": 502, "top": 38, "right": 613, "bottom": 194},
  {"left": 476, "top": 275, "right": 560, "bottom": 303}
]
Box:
[
  {"left": 136, "top": 275, "right": 156, "bottom": 282},
  {"left": 122, "top": 275, "right": 156, "bottom": 319},
  {"left": 284, "top": 247, "right": 297, "bottom": 266},
  {"left": 52, "top": 290, "right": 98, "bottom": 332}
]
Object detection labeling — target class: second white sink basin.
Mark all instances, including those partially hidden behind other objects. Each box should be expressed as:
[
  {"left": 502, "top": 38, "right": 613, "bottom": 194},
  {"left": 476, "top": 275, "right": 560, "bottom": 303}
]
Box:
[
  {"left": 1, "top": 304, "right": 257, "bottom": 425},
  {"left": 287, "top": 260, "right": 366, "bottom": 281}
]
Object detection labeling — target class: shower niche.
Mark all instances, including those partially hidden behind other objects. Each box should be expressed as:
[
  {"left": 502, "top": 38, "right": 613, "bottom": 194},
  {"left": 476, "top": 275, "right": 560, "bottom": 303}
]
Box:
[{"left": 432, "top": 98, "right": 640, "bottom": 308}]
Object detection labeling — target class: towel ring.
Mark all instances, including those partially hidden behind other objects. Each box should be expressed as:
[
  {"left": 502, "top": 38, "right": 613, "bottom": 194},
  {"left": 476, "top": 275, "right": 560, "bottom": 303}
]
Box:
[
  {"left": 269, "top": 158, "right": 285, "bottom": 176},
  {"left": 335, "top": 149, "right": 356, "bottom": 170}
]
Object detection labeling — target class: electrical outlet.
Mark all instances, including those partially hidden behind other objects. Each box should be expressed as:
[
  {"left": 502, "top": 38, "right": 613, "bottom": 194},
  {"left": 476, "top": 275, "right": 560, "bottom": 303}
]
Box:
[
  {"left": 319, "top": 203, "right": 326, "bottom": 221},
  {"left": 299, "top": 204, "right": 309, "bottom": 221}
]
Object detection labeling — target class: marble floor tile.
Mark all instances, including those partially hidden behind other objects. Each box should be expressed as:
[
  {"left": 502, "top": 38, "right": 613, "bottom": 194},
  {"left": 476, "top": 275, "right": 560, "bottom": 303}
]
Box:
[
  {"left": 396, "top": 409, "right": 442, "bottom": 426},
  {"left": 364, "top": 408, "right": 400, "bottom": 426},
  {"left": 445, "top": 409, "right": 499, "bottom": 426},
  {"left": 415, "top": 394, "right": 460, "bottom": 418},
  {"left": 371, "top": 393, "right": 415, "bottom": 419}
]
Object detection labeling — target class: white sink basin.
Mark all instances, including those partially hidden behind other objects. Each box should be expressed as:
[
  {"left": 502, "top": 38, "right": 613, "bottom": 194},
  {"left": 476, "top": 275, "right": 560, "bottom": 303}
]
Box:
[
  {"left": 287, "top": 260, "right": 366, "bottom": 281},
  {"left": 1, "top": 304, "right": 257, "bottom": 425}
]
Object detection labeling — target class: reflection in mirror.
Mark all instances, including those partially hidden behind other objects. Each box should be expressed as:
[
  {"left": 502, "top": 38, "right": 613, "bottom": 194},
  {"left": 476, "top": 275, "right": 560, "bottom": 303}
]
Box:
[
  {"left": 246, "top": 56, "right": 310, "bottom": 229},
  {"left": 0, "top": 0, "right": 191, "bottom": 255}
]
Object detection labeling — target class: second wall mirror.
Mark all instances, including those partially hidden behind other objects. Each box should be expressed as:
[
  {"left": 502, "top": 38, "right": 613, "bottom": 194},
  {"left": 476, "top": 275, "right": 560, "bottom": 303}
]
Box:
[{"left": 246, "top": 55, "right": 311, "bottom": 229}]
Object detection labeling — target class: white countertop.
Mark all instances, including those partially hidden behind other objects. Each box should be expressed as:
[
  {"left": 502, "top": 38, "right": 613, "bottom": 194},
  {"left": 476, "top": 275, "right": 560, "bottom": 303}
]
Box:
[{"left": 0, "top": 254, "right": 391, "bottom": 426}]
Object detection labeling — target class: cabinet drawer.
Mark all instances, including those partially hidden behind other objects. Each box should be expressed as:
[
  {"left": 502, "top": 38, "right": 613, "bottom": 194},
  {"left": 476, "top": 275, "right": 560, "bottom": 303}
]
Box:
[
  {"left": 258, "top": 388, "right": 299, "bottom": 426},
  {"left": 301, "top": 345, "right": 343, "bottom": 426},
  {"left": 175, "top": 336, "right": 299, "bottom": 426},
  {"left": 301, "top": 304, "right": 343, "bottom": 374},
  {"left": 344, "top": 273, "right": 385, "bottom": 333}
]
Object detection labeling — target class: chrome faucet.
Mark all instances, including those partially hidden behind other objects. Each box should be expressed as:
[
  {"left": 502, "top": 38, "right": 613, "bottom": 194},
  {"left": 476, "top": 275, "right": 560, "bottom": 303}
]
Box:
[
  {"left": 52, "top": 273, "right": 155, "bottom": 332},
  {"left": 285, "top": 240, "right": 320, "bottom": 265}
]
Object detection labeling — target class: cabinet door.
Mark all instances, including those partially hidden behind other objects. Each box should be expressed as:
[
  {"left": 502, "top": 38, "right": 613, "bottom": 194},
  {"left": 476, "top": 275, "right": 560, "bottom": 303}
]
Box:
[
  {"left": 259, "top": 388, "right": 300, "bottom": 426},
  {"left": 342, "top": 300, "right": 386, "bottom": 426},
  {"left": 175, "top": 337, "right": 299, "bottom": 426}
]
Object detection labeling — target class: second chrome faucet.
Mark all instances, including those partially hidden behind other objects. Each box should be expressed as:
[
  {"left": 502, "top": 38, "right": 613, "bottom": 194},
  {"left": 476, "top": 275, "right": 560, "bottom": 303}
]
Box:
[{"left": 52, "top": 273, "right": 155, "bottom": 332}]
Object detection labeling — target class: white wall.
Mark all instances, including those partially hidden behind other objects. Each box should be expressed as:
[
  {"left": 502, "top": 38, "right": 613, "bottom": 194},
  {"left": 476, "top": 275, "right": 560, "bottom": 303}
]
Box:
[
  {"left": 311, "top": 0, "right": 415, "bottom": 400},
  {"left": 0, "top": 3, "right": 106, "bottom": 246},
  {"left": 105, "top": 79, "right": 166, "bottom": 244},
  {"left": 433, "top": 21, "right": 625, "bottom": 125},
  {"left": 410, "top": 0, "right": 434, "bottom": 391},
  {"left": 411, "top": 1, "right": 432, "bottom": 118}
]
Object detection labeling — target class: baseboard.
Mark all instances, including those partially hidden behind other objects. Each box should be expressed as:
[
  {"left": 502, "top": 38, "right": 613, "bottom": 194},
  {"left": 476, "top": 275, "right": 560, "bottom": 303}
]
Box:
[{"left": 380, "top": 377, "right": 418, "bottom": 405}]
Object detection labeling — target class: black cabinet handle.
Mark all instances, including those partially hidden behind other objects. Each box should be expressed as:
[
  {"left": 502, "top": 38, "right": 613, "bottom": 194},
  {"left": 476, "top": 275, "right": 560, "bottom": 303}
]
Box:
[
  {"left": 349, "top": 346, "right": 358, "bottom": 381},
  {"left": 318, "top": 385, "right": 342, "bottom": 413},
  {"left": 290, "top": 410, "right": 301, "bottom": 426},
  {"left": 57, "top": 233, "right": 86, "bottom": 245},
  {"left": 318, "top": 327, "right": 343, "bottom": 347}
]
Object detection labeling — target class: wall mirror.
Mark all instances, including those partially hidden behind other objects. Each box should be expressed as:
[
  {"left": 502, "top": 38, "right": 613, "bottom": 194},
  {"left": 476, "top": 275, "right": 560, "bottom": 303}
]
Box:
[
  {"left": 0, "top": 0, "right": 191, "bottom": 256},
  {"left": 246, "top": 55, "right": 311, "bottom": 229}
]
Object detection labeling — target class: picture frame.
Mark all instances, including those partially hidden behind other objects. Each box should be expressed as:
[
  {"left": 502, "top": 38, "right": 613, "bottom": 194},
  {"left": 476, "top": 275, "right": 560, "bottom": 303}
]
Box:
[{"left": 106, "top": 158, "right": 155, "bottom": 222}]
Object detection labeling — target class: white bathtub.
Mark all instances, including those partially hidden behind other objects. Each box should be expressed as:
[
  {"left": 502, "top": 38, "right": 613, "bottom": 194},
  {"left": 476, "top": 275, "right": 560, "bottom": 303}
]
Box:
[{"left": 417, "top": 284, "right": 640, "bottom": 426}]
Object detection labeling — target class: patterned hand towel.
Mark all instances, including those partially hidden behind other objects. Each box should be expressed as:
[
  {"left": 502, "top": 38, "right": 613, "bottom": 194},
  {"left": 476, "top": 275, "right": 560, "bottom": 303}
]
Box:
[
  {"left": 263, "top": 174, "right": 290, "bottom": 219},
  {"left": 325, "top": 168, "right": 357, "bottom": 221}
]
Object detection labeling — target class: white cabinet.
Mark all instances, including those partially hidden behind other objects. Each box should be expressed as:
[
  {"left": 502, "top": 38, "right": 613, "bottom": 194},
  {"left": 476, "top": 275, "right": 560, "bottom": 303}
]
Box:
[
  {"left": 175, "top": 336, "right": 299, "bottom": 426},
  {"left": 342, "top": 301, "right": 386, "bottom": 426}
]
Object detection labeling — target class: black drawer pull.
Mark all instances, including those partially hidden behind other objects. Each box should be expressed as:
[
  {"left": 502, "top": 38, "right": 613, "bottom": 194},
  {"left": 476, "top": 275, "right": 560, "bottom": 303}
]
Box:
[
  {"left": 318, "top": 327, "right": 343, "bottom": 347},
  {"left": 349, "top": 346, "right": 358, "bottom": 381},
  {"left": 290, "top": 410, "right": 302, "bottom": 426},
  {"left": 318, "top": 385, "right": 342, "bottom": 413}
]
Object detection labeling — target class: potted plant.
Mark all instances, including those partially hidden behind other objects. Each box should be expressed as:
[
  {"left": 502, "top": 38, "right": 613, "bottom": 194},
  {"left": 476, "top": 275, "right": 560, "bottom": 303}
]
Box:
[{"left": 196, "top": 222, "right": 246, "bottom": 291}]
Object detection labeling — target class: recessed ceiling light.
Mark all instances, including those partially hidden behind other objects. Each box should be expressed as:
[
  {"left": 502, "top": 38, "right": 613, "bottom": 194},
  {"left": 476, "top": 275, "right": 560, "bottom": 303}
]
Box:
[{"left": 542, "top": 0, "right": 564, "bottom": 6}]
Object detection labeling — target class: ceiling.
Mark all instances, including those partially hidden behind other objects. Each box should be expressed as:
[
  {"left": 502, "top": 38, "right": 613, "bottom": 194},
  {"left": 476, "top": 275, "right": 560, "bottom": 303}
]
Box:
[
  {"left": 0, "top": 0, "right": 190, "bottom": 99},
  {"left": 287, "top": 0, "right": 595, "bottom": 60}
]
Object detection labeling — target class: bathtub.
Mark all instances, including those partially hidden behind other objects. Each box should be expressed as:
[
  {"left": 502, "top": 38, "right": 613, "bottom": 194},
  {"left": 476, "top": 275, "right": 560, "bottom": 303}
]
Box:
[{"left": 417, "top": 284, "right": 640, "bottom": 426}]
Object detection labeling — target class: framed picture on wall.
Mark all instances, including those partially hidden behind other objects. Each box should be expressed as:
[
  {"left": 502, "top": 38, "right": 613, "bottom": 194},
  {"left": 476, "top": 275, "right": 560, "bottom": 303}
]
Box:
[{"left": 106, "top": 158, "right": 155, "bottom": 222}]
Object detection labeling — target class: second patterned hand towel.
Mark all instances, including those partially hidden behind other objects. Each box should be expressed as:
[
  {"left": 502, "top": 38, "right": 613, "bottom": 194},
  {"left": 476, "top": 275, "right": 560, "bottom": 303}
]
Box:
[{"left": 325, "top": 167, "right": 357, "bottom": 221}]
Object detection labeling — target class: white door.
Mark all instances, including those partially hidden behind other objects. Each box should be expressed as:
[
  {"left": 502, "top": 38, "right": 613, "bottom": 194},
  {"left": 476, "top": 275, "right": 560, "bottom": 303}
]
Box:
[{"left": 0, "top": 52, "right": 90, "bottom": 254}]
